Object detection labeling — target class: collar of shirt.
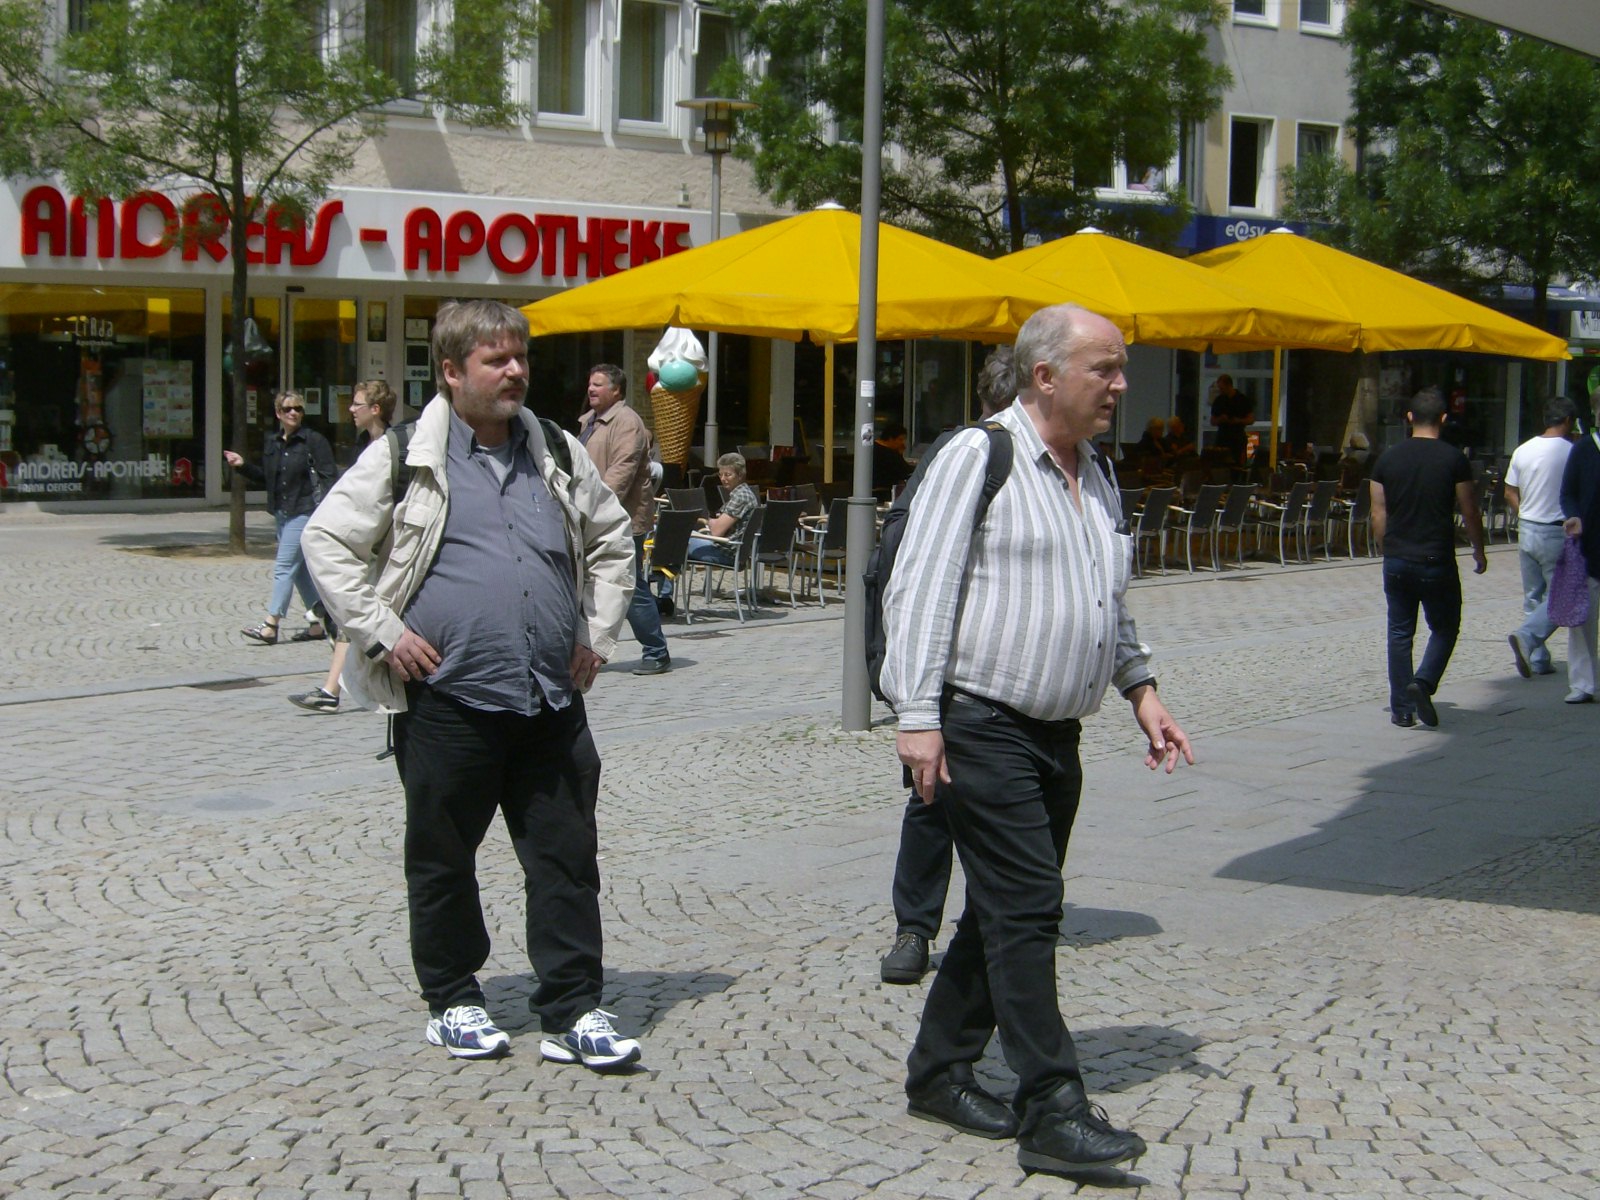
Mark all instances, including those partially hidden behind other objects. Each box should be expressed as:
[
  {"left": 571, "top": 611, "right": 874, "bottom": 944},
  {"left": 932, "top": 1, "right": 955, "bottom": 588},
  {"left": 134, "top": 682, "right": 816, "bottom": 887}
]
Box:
[
  {"left": 447, "top": 406, "right": 527, "bottom": 460},
  {"left": 998, "top": 401, "right": 1096, "bottom": 487}
]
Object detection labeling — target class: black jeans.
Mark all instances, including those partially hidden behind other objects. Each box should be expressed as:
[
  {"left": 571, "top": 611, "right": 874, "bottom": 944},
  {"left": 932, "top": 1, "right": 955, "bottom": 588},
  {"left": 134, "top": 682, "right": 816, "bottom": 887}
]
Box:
[
  {"left": 906, "top": 689, "right": 1087, "bottom": 1129},
  {"left": 393, "top": 683, "right": 604, "bottom": 1031},
  {"left": 1383, "top": 555, "right": 1462, "bottom": 717},
  {"left": 890, "top": 792, "right": 954, "bottom": 940}
]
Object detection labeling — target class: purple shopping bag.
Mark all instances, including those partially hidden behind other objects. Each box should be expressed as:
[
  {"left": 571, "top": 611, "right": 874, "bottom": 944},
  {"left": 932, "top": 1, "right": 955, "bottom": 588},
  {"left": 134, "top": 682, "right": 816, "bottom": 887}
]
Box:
[{"left": 1548, "top": 535, "right": 1591, "bottom": 628}]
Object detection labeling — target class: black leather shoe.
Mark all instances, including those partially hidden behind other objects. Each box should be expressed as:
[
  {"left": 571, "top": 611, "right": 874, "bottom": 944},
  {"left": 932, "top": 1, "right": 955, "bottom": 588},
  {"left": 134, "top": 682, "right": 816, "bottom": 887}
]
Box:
[
  {"left": 1018, "top": 1103, "right": 1147, "bottom": 1173},
  {"left": 1405, "top": 680, "right": 1438, "bottom": 727},
  {"left": 907, "top": 1080, "right": 1019, "bottom": 1140},
  {"left": 1390, "top": 711, "right": 1415, "bottom": 728},
  {"left": 632, "top": 658, "right": 671, "bottom": 676},
  {"left": 880, "top": 931, "right": 929, "bottom": 984}
]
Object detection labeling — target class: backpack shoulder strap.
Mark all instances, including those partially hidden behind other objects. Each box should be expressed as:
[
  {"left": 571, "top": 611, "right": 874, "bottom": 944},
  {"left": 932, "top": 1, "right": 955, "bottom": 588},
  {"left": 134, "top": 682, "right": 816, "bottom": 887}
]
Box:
[
  {"left": 385, "top": 421, "right": 417, "bottom": 502},
  {"left": 974, "top": 419, "right": 1014, "bottom": 519},
  {"left": 539, "top": 416, "right": 573, "bottom": 477}
]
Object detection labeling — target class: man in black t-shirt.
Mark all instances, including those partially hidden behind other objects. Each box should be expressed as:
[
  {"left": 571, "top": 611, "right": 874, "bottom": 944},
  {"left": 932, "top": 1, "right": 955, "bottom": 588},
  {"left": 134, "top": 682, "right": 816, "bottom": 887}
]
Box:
[
  {"left": 1369, "top": 387, "right": 1487, "bottom": 728},
  {"left": 1209, "top": 374, "right": 1254, "bottom": 465}
]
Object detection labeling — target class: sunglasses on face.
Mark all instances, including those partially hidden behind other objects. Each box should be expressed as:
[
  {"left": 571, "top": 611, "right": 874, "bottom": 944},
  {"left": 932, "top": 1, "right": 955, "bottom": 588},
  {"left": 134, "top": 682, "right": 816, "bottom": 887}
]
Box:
[{"left": 278, "top": 406, "right": 304, "bottom": 415}]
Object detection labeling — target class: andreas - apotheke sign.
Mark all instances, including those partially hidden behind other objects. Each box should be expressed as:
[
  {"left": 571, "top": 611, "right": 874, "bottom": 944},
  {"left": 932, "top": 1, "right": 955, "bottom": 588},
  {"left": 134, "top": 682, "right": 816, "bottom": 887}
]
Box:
[{"left": 7, "top": 182, "right": 708, "bottom": 286}]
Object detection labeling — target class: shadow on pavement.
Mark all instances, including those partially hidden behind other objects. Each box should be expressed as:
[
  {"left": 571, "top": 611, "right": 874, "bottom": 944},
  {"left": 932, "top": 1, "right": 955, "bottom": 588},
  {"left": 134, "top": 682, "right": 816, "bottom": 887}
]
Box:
[
  {"left": 1058, "top": 904, "right": 1163, "bottom": 947},
  {"left": 483, "top": 967, "right": 739, "bottom": 1036},
  {"left": 1214, "top": 672, "right": 1600, "bottom": 914}
]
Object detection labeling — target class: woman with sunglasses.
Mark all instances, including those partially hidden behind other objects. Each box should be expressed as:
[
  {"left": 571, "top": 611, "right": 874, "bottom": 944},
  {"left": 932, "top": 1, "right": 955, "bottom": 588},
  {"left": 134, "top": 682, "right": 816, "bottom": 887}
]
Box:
[
  {"left": 288, "top": 380, "right": 396, "bottom": 711},
  {"left": 224, "top": 390, "right": 338, "bottom": 644}
]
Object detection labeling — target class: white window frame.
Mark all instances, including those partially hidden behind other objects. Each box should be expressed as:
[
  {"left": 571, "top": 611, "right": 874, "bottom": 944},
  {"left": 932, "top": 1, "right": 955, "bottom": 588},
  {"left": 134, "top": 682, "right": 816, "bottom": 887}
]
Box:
[
  {"left": 1298, "top": 0, "right": 1344, "bottom": 37},
  {"left": 1092, "top": 150, "right": 1183, "bottom": 202},
  {"left": 614, "top": 0, "right": 680, "bottom": 136},
  {"left": 531, "top": 0, "right": 599, "bottom": 129},
  {"left": 1232, "top": 0, "right": 1278, "bottom": 29},
  {"left": 1294, "top": 120, "right": 1341, "bottom": 169},
  {"left": 361, "top": 0, "right": 429, "bottom": 113},
  {"left": 690, "top": 4, "right": 737, "bottom": 105},
  {"left": 1227, "top": 115, "right": 1277, "bottom": 215}
]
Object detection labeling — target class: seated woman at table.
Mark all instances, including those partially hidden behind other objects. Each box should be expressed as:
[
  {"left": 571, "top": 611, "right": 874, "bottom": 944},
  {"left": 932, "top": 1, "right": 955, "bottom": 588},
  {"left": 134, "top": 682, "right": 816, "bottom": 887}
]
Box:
[
  {"left": 1135, "top": 416, "right": 1168, "bottom": 461},
  {"left": 1161, "top": 415, "right": 1197, "bottom": 458},
  {"left": 688, "top": 452, "right": 762, "bottom": 565}
]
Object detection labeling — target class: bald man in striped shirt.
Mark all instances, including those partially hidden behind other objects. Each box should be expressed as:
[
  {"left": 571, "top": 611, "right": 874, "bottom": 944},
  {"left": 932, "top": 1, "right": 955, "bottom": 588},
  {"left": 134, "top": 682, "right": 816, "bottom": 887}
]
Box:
[{"left": 881, "top": 304, "right": 1193, "bottom": 1177}]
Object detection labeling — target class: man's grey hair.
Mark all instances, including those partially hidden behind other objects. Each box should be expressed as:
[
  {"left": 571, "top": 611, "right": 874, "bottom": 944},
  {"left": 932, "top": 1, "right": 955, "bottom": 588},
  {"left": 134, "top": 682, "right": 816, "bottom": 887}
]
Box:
[
  {"left": 1013, "top": 304, "right": 1092, "bottom": 395},
  {"left": 976, "top": 346, "right": 1015, "bottom": 417},
  {"left": 716, "top": 452, "right": 747, "bottom": 480},
  {"left": 432, "top": 299, "right": 529, "bottom": 400}
]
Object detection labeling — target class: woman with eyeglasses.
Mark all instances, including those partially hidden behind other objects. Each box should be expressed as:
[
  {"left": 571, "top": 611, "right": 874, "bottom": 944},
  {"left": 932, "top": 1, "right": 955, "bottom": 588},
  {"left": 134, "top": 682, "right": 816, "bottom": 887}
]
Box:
[
  {"left": 224, "top": 390, "right": 338, "bottom": 645},
  {"left": 287, "top": 380, "right": 396, "bottom": 712}
]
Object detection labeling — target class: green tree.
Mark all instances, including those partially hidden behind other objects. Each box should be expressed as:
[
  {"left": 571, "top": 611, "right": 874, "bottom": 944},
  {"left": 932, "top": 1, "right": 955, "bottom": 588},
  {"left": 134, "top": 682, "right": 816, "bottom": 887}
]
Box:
[
  {"left": 1284, "top": 0, "right": 1600, "bottom": 329},
  {"left": 719, "top": 0, "right": 1229, "bottom": 254},
  {"left": 0, "top": 0, "right": 539, "bottom": 548}
]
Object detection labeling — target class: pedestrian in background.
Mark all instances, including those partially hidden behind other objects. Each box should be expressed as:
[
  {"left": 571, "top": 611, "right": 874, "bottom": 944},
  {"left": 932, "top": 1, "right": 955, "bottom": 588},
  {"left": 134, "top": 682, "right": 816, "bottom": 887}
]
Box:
[
  {"left": 225, "top": 390, "right": 336, "bottom": 645},
  {"left": 879, "top": 343, "right": 1016, "bottom": 986},
  {"left": 1504, "top": 397, "right": 1576, "bottom": 683},
  {"left": 578, "top": 364, "right": 671, "bottom": 676},
  {"left": 289, "top": 379, "right": 396, "bottom": 712},
  {"left": 1557, "top": 389, "right": 1600, "bottom": 703},
  {"left": 1369, "top": 386, "right": 1487, "bottom": 728}
]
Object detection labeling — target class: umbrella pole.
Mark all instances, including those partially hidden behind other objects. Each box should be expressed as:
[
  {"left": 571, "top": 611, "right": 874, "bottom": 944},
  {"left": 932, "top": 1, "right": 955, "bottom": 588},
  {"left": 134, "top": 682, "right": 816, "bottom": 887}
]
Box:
[
  {"left": 1268, "top": 347, "right": 1282, "bottom": 472},
  {"left": 823, "top": 343, "right": 835, "bottom": 483}
]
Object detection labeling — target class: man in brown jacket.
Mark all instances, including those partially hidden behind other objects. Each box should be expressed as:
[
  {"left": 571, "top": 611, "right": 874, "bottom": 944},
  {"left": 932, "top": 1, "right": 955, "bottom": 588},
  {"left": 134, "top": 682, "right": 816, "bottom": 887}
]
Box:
[{"left": 579, "top": 364, "right": 671, "bottom": 675}]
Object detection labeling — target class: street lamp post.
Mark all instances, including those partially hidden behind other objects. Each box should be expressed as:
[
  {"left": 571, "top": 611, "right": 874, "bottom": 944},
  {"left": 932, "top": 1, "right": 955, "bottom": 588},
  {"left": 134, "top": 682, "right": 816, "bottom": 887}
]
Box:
[{"left": 677, "top": 97, "right": 756, "bottom": 465}]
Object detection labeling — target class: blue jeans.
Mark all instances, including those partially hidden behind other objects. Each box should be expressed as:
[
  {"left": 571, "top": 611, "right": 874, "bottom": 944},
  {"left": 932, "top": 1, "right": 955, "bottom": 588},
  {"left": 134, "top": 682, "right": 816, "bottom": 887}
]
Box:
[
  {"left": 1384, "top": 555, "right": 1462, "bottom": 717},
  {"left": 270, "top": 512, "right": 320, "bottom": 618},
  {"left": 630, "top": 534, "right": 669, "bottom": 663},
  {"left": 1514, "top": 521, "right": 1565, "bottom": 671}
]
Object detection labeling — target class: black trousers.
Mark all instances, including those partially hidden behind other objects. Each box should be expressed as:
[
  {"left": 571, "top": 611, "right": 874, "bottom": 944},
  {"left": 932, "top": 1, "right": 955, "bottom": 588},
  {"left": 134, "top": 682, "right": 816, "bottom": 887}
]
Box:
[
  {"left": 393, "top": 683, "right": 604, "bottom": 1031},
  {"left": 890, "top": 792, "right": 954, "bottom": 940},
  {"left": 905, "top": 689, "right": 1087, "bottom": 1130}
]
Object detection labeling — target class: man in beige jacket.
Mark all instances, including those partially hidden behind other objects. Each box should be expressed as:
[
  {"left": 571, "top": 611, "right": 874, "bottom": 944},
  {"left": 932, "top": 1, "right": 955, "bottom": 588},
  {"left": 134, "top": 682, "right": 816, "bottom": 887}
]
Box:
[
  {"left": 579, "top": 364, "right": 671, "bottom": 674},
  {"left": 303, "top": 300, "right": 641, "bottom": 1068}
]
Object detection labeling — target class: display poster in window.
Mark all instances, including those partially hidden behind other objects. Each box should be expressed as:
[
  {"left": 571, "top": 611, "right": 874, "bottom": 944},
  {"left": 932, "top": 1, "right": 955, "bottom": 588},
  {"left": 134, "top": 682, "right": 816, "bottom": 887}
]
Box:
[
  {"left": 331, "top": 384, "right": 353, "bottom": 421},
  {"left": 303, "top": 386, "right": 323, "bottom": 416},
  {"left": 142, "top": 361, "right": 194, "bottom": 438}
]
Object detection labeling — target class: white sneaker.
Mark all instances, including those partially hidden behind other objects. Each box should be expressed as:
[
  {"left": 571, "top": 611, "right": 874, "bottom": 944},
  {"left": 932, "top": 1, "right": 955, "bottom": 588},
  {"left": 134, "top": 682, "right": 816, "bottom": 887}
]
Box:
[
  {"left": 539, "top": 1008, "right": 642, "bottom": 1071},
  {"left": 1564, "top": 689, "right": 1594, "bottom": 704},
  {"left": 425, "top": 1005, "right": 510, "bottom": 1059}
]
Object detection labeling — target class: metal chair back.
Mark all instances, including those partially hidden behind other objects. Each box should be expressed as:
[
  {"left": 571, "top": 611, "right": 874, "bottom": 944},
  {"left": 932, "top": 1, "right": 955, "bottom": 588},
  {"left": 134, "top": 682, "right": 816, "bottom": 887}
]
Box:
[{"left": 665, "top": 487, "right": 708, "bottom": 514}]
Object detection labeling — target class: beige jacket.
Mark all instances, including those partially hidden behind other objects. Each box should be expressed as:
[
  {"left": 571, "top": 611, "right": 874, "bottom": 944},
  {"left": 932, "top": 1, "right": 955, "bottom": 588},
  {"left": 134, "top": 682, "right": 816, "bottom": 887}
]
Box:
[
  {"left": 302, "top": 395, "right": 635, "bottom": 713},
  {"left": 578, "top": 401, "right": 656, "bottom": 536}
]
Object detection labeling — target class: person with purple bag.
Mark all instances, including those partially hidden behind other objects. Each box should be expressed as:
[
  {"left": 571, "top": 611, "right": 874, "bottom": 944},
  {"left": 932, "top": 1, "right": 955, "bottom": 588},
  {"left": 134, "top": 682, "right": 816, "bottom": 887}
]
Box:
[{"left": 1557, "top": 388, "right": 1600, "bottom": 704}]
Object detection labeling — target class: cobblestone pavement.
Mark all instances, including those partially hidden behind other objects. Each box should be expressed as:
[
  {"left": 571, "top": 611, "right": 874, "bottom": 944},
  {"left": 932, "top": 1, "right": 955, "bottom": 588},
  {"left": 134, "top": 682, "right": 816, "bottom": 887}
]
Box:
[{"left": 2, "top": 510, "right": 1598, "bottom": 1199}]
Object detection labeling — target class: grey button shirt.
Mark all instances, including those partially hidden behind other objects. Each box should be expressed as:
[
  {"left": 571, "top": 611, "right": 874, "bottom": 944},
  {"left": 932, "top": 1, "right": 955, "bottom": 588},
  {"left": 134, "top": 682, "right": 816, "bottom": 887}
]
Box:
[{"left": 402, "top": 410, "right": 578, "bottom": 716}]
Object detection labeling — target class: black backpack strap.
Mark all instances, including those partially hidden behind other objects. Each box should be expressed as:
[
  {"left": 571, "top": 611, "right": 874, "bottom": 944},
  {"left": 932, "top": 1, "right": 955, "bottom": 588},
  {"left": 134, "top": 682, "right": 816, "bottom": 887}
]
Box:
[
  {"left": 539, "top": 417, "right": 573, "bottom": 477},
  {"left": 975, "top": 420, "right": 1014, "bottom": 519},
  {"left": 385, "top": 421, "right": 417, "bottom": 502}
]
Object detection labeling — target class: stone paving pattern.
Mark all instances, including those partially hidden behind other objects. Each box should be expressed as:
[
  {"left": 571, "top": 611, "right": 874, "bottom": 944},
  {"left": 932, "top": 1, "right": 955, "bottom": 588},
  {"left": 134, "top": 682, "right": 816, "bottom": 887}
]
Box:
[{"left": 1, "top": 510, "right": 1597, "bottom": 1198}]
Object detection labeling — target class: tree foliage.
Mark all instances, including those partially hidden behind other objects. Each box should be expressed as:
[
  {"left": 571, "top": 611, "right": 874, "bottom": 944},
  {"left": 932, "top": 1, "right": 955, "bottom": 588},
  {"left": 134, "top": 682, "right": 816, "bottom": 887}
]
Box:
[
  {"left": 0, "top": 0, "right": 539, "bottom": 546},
  {"left": 719, "top": 0, "right": 1230, "bottom": 254},
  {"left": 1283, "top": 0, "right": 1600, "bottom": 324}
]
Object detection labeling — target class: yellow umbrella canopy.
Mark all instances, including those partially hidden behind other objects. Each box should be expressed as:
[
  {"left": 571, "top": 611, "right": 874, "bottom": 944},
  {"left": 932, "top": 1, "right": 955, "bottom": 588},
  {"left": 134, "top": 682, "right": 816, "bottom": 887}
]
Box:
[
  {"left": 521, "top": 207, "right": 1131, "bottom": 343},
  {"left": 1000, "top": 227, "right": 1359, "bottom": 353},
  {"left": 1192, "top": 229, "right": 1569, "bottom": 361}
]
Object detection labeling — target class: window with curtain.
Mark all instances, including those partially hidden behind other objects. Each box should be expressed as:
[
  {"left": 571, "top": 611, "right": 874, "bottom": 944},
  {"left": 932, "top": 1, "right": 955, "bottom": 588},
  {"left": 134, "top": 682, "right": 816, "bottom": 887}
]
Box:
[
  {"left": 538, "top": 0, "right": 588, "bottom": 115},
  {"left": 366, "top": 0, "right": 418, "bottom": 96},
  {"left": 1296, "top": 123, "right": 1338, "bottom": 166},
  {"left": 619, "top": 0, "right": 670, "bottom": 124},
  {"left": 693, "top": 9, "right": 736, "bottom": 98}
]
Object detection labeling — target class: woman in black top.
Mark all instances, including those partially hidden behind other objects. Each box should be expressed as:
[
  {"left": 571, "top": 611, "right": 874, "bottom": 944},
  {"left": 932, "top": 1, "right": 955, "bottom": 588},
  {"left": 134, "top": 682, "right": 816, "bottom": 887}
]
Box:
[{"left": 224, "top": 390, "right": 337, "bottom": 644}]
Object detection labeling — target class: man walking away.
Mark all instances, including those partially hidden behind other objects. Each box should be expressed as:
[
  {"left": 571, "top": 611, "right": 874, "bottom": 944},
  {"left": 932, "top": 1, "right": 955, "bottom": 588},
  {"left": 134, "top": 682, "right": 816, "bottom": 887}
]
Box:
[
  {"left": 580, "top": 363, "right": 671, "bottom": 675},
  {"left": 1505, "top": 398, "right": 1576, "bottom": 680},
  {"left": 1369, "top": 386, "right": 1487, "bottom": 728},
  {"left": 1558, "top": 389, "right": 1600, "bottom": 703},
  {"left": 881, "top": 304, "right": 1193, "bottom": 1176},
  {"left": 880, "top": 345, "right": 1019, "bottom": 985},
  {"left": 303, "top": 300, "right": 643, "bottom": 1067}
]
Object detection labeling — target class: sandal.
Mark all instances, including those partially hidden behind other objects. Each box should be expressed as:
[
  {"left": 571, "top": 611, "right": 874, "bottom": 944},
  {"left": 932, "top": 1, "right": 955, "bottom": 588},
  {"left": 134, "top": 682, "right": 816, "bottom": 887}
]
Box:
[
  {"left": 241, "top": 622, "right": 279, "bottom": 645},
  {"left": 289, "top": 623, "right": 327, "bottom": 642}
]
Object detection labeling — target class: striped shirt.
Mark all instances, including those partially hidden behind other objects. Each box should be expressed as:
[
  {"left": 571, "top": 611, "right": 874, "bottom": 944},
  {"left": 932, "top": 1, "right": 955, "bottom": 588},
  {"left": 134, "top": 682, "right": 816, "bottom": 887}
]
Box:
[{"left": 880, "top": 400, "right": 1152, "bottom": 729}]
